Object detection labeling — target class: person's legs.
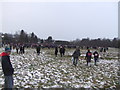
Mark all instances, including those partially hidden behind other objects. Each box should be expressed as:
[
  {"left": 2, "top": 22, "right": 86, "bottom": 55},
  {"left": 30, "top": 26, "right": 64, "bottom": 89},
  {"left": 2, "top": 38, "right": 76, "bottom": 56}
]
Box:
[
  {"left": 74, "top": 58, "right": 78, "bottom": 66},
  {"left": 94, "top": 58, "right": 97, "bottom": 65},
  {"left": 63, "top": 52, "right": 64, "bottom": 56},
  {"left": 75, "top": 58, "right": 78, "bottom": 66},
  {"left": 4, "top": 76, "right": 13, "bottom": 89},
  {"left": 86, "top": 59, "right": 89, "bottom": 66},
  {"left": 55, "top": 53, "right": 57, "bottom": 57},
  {"left": 73, "top": 58, "right": 75, "bottom": 65},
  {"left": 89, "top": 59, "right": 91, "bottom": 66},
  {"left": 16, "top": 49, "right": 18, "bottom": 53},
  {"left": 60, "top": 53, "right": 62, "bottom": 57}
]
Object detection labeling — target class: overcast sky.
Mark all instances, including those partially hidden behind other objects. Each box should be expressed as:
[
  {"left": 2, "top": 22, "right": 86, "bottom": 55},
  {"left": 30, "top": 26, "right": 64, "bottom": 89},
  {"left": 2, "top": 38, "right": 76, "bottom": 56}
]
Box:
[{"left": 0, "top": 1, "right": 118, "bottom": 41}]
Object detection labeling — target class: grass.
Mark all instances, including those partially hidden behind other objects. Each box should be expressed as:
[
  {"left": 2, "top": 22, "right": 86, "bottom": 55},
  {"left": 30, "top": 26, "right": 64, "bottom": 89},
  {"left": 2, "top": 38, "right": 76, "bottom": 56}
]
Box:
[
  {"left": 0, "top": 48, "right": 119, "bottom": 89},
  {"left": 44, "top": 48, "right": 118, "bottom": 61}
]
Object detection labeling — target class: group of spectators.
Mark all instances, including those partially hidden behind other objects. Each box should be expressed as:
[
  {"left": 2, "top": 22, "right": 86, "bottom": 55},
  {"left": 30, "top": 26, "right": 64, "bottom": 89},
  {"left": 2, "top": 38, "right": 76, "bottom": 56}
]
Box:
[
  {"left": 72, "top": 47, "right": 99, "bottom": 66},
  {"left": 55, "top": 46, "right": 66, "bottom": 57},
  {"left": 0, "top": 44, "right": 107, "bottom": 89}
]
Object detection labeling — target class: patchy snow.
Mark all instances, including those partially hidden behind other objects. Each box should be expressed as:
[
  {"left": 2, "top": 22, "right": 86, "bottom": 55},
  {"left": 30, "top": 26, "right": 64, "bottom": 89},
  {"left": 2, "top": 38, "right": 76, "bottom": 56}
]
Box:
[{"left": 0, "top": 48, "right": 119, "bottom": 89}]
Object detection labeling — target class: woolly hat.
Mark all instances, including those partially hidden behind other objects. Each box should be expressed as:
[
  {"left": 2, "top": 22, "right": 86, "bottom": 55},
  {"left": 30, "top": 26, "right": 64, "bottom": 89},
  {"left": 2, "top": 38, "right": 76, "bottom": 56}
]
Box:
[{"left": 5, "top": 47, "right": 11, "bottom": 52}]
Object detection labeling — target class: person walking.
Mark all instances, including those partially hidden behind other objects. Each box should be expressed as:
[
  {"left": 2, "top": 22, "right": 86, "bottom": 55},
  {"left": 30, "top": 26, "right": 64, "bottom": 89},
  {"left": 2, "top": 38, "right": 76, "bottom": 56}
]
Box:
[
  {"left": 0, "top": 48, "right": 14, "bottom": 90},
  {"left": 16, "top": 45, "right": 19, "bottom": 54},
  {"left": 36, "top": 44, "right": 41, "bottom": 55},
  {"left": 20, "top": 45, "right": 23, "bottom": 54},
  {"left": 72, "top": 47, "right": 81, "bottom": 66},
  {"left": 100, "top": 47, "right": 103, "bottom": 52},
  {"left": 62, "top": 46, "right": 65, "bottom": 56},
  {"left": 85, "top": 49, "right": 92, "bottom": 66},
  {"left": 20, "top": 45, "right": 25, "bottom": 54},
  {"left": 59, "top": 46, "right": 63, "bottom": 57},
  {"left": 55, "top": 46, "right": 58, "bottom": 57},
  {"left": 93, "top": 51, "right": 99, "bottom": 65}
]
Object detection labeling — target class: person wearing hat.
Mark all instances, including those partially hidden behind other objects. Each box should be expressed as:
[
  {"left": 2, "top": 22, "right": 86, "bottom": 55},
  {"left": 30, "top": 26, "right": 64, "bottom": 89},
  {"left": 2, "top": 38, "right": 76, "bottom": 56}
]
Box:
[{"left": 0, "top": 47, "right": 14, "bottom": 89}]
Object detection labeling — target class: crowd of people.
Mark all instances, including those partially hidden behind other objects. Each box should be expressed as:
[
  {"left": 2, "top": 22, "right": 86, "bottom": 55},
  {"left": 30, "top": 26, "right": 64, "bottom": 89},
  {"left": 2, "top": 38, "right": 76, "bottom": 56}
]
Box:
[{"left": 0, "top": 44, "right": 108, "bottom": 89}]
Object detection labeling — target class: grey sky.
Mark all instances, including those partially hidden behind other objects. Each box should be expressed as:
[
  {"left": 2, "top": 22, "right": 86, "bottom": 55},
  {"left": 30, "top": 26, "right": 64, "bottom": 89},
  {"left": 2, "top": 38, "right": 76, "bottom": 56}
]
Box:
[{"left": 0, "top": 2, "right": 118, "bottom": 41}]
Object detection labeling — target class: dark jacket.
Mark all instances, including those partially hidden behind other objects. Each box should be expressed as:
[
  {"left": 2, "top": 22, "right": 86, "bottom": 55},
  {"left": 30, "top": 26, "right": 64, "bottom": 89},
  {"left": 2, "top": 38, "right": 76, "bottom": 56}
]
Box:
[
  {"left": 72, "top": 49, "right": 80, "bottom": 58},
  {"left": 36, "top": 45, "right": 41, "bottom": 53},
  {"left": 93, "top": 51, "right": 99, "bottom": 59},
  {"left": 0, "top": 52, "right": 14, "bottom": 76},
  {"left": 86, "top": 51, "right": 92, "bottom": 60},
  {"left": 59, "top": 47, "right": 63, "bottom": 54},
  {"left": 55, "top": 47, "right": 58, "bottom": 55}
]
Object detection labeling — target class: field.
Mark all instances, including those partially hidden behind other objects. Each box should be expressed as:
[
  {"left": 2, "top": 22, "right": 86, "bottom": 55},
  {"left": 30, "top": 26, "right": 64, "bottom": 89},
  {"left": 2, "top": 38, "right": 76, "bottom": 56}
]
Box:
[{"left": 0, "top": 47, "right": 120, "bottom": 89}]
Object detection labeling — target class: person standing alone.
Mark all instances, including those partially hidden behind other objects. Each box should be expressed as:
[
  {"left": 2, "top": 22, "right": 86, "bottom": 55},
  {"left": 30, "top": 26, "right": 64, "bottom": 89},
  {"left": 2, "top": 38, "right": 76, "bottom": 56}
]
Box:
[
  {"left": 36, "top": 44, "right": 41, "bottom": 55},
  {"left": 0, "top": 48, "right": 14, "bottom": 90}
]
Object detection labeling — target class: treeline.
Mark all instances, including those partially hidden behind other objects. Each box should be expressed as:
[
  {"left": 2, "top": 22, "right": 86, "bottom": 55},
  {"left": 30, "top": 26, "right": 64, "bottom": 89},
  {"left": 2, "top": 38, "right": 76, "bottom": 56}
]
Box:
[
  {"left": 0, "top": 30, "right": 54, "bottom": 47},
  {"left": 0, "top": 30, "right": 120, "bottom": 48},
  {"left": 71, "top": 38, "right": 120, "bottom": 48},
  {"left": 1, "top": 30, "right": 40, "bottom": 44}
]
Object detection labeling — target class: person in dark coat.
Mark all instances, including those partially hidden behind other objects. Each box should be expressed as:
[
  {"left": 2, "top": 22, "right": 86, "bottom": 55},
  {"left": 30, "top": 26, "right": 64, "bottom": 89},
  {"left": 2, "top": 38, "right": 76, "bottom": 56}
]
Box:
[
  {"left": 36, "top": 44, "right": 41, "bottom": 55},
  {"left": 59, "top": 46, "right": 63, "bottom": 57},
  {"left": 19, "top": 45, "right": 25, "bottom": 54},
  {"left": 100, "top": 47, "right": 103, "bottom": 52},
  {"left": 16, "top": 45, "right": 19, "bottom": 54},
  {"left": 20, "top": 45, "right": 23, "bottom": 54},
  {"left": 55, "top": 46, "right": 58, "bottom": 57},
  {"left": 62, "top": 46, "right": 65, "bottom": 56},
  {"left": 0, "top": 48, "right": 14, "bottom": 89},
  {"left": 85, "top": 49, "right": 92, "bottom": 66},
  {"left": 93, "top": 51, "right": 99, "bottom": 65},
  {"left": 22, "top": 45, "right": 25, "bottom": 54},
  {"left": 103, "top": 48, "right": 106, "bottom": 53},
  {"left": 72, "top": 47, "right": 81, "bottom": 66}
]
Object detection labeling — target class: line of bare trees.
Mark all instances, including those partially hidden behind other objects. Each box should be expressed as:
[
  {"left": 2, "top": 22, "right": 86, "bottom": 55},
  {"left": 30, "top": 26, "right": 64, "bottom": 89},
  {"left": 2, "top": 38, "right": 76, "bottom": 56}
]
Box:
[
  {"left": 71, "top": 38, "right": 120, "bottom": 48},
  {"left": 1, "top": 30, "right": 39, "bottom": 44},
  {"left": 1, "top": 30, "right": 120, "bottom": 48}
]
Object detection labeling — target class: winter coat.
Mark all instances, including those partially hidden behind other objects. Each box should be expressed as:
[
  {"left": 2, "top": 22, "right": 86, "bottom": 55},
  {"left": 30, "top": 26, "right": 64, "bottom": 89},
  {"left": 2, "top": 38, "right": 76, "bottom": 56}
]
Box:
[
  {"left": 62, "top": 47, "right": 65, "bottom": 54},
  {"left": 85, "top": 51, "right": 92, "bottom": 61},
  {"left": 72, "top": 50, "right": 80, "bottom": 58},
  {"left": 59, "top": 47, "right": 63, "bottom": 54},
  {"left": 0, "top": 52, "right": 14, "bottom": 76},
  {"left": 36, "top": 46, "right": 41, "bottom": 53},
  {"left": 55, "top": 47, "right": 58, "bottom": 55},
  {"left": 93, "top": 51, "right": 99, "bottom": 59}
]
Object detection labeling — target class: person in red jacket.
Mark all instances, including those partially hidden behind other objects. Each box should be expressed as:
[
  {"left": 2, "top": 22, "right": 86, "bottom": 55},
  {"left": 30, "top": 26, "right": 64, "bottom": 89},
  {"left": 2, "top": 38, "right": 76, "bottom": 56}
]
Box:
[
  {"left": 0, "top": 47, "right": 14, "bottom": 90},
  {"left": 85, "top": 49, "right": 92, "bottom": 66}
]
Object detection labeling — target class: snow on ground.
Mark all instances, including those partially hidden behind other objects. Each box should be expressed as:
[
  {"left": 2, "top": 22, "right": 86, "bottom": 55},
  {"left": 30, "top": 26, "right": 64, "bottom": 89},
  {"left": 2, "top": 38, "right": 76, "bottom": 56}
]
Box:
[{"left": 0, "top": 48, "right": 119, "bottom": 89}]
